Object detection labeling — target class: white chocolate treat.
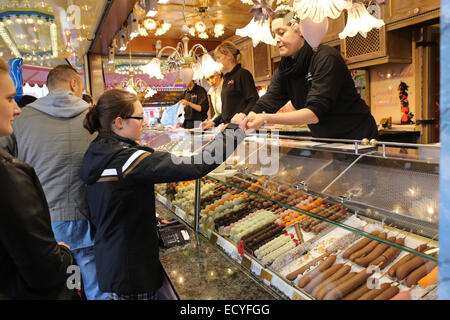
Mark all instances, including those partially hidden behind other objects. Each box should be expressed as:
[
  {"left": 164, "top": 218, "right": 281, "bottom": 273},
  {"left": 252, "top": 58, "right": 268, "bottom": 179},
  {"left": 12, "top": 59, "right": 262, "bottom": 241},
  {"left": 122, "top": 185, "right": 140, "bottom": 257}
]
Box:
[{"left": 261, "top": 241, "right": 297, "bottom": 265}]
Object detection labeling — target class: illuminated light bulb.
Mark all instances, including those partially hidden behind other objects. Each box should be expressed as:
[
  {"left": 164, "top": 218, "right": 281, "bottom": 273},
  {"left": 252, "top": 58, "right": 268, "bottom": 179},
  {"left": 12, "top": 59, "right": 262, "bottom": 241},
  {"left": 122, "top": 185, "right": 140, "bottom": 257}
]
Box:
[
  {"left": 294, "top": 0, "right": 352, "bottom": 23},
  {"left": 236, "top": 18, "right": 276, "bottom": 47},
  {"left": 195, "top": 21, "right": 206, "bottom": 33},
  {"left": 339, "top": 2, "right": 384, "bottom": 39},
  {"left": 139, "top": 27, "right": 148, "bottom": 37},
  {"left": 161, "top": 22, "right": 171, "bottom": 32},
  {"left": 143, "top": 18, "right": 157, "bottom": 30},
  {"left": 36, "top": 17, "right": 44, "bottom": 25},
  {"left": 198, "top": 32, "right": 208, "bottom": 39},
  {"left": 15, "top": 16, "right": 23, "bottom": 24},
  {"left": 154, "top": 28, "right": 165, "bottom": 36},
  {"left": 158, "top": 0, "right": 169, "bottom": 3},
  {"left": 214, "top": 24, "right": 224, "bottom": 37},
  {"left": 189, "top": 27, "right": 196, "bottom": 37}
]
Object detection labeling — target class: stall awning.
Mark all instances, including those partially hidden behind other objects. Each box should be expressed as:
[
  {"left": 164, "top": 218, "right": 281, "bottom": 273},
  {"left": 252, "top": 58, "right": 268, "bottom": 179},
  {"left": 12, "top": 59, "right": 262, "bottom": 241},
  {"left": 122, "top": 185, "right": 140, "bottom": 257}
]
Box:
[{"left": 22, "top": 64, "right": 51, "bottom": 87}]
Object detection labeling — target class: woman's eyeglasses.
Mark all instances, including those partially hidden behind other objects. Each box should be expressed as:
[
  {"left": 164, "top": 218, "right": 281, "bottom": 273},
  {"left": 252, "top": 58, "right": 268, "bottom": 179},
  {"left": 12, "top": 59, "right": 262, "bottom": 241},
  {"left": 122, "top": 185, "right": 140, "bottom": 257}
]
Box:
[{"left": 124, "top": 116, "right": 144, "bottom": 121}]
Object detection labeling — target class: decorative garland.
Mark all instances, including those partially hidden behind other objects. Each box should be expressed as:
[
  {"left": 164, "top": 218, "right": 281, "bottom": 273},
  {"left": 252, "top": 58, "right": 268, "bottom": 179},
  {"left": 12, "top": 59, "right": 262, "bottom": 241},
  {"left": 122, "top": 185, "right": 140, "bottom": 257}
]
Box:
[{"left": 398, "top": 81, "right": 414, "bottom": 124}]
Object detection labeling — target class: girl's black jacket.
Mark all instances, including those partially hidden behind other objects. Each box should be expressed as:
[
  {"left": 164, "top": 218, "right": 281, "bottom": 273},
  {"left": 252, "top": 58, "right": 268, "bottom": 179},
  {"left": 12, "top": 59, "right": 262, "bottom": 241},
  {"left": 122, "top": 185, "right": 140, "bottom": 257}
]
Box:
[{"left": 78, "top": 124, "right": 245, "bottom": 294}]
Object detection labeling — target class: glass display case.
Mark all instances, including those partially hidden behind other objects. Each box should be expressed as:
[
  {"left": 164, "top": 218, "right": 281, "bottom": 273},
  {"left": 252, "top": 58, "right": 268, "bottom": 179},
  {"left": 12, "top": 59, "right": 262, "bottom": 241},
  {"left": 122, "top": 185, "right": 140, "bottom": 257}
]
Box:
[{"left": 143, "top": 129, "right": 440, "bottom": 300}]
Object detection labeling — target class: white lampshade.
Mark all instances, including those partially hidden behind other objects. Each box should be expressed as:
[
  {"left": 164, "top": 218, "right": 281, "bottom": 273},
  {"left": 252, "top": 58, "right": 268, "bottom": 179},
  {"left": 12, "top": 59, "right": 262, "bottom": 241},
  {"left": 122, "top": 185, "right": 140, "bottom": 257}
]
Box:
[
  {"left": 192, "top": 62, "right": 203, "bottom": 80},
  {"left": 195, "top": 21, "right": 206, "bottom": 33},
  {"left": 338, "top": 2, "right": 384, "bottom": 39},
  {"left": 143, "top": 58, "right": 164, "bottom": 79},
  {"left": 293, "top": 0, "right": 352, "bottom": 23},
  {"left": 145, "top": 87, "right": 158, "bottom": 98},
  {"left": 144, "top": 18, "right": 157, "bottom": 30},
  {"left": 236, "top": 18, "right": 276, "bottom": 47},
  {"left": 198, "top": 32, "right": 208, "bottom": 39},
  {"left": 214, "top": 24, "right": 224, "bottom": 38},
  {"left": 200, "top": 54, "right": 223, "bottom": 78}
]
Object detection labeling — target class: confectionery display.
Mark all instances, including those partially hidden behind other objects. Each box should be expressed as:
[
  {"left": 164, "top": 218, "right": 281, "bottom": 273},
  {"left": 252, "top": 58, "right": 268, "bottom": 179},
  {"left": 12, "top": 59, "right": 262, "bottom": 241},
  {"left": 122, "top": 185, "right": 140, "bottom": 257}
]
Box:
[{"left": 149, "top": 133, "right": 439, "bottom": 300}]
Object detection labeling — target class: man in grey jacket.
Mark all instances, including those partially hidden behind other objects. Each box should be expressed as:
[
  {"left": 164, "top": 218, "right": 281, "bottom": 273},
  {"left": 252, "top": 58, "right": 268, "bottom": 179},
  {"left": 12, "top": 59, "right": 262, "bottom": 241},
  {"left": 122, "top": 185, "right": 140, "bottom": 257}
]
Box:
[{"left": 1, "top": 65, "right": 108, "bottom": 300}]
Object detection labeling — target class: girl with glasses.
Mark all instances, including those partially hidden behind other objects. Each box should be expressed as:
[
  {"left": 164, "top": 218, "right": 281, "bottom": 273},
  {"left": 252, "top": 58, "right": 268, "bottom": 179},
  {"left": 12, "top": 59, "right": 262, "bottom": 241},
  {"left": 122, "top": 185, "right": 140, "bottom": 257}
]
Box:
[{"left": 79, "top": 89, "right": 247, "bottom": 300}]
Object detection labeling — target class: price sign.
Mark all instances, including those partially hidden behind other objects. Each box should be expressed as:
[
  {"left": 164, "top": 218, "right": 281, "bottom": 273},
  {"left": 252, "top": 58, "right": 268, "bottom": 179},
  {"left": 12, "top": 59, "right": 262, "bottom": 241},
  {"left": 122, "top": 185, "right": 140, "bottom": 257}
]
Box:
[
  {"left": 291, "top": 291, "right": 304, "bottom": 300},
  {"left": 241, "top": 256, "right": 252, "bottom": 270},
  {"left": 209, "top": 233, "right": 218, "bottom": 245},
  {"left": 260, "top": 269, "right": 273, "bottom": 286}
]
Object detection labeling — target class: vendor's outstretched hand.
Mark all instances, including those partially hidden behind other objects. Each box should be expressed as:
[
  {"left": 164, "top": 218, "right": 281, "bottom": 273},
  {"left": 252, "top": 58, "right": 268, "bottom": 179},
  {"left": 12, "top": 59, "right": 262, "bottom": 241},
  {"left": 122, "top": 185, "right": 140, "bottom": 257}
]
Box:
[
  {"left": 201, "top": 120, "right": 215, "bottom": 131},
  {"left": 231, "top": 113, "right": 248, "bottom": 132},
  {"left": 246, "top": 112, "right": 265, "bottom": 130}
]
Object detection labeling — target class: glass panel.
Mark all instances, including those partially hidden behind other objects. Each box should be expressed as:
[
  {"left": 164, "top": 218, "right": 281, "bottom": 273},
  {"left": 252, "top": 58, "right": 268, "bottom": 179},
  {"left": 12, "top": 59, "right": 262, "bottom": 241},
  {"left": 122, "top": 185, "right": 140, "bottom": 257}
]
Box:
[{"left": 323, "top": 154, "right": 440, "bottom": 225}]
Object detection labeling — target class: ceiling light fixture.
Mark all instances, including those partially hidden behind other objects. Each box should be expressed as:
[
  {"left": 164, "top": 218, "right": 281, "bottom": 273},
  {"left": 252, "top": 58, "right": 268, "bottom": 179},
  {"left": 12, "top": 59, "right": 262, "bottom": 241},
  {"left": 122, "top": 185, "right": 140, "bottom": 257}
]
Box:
[
  {"left": 237, "top": 0, "right": 276, "bottom": 47},
  {"left": 0, "top": 4, "right": 60, "bottom": 59},
  {"left": 143, "top": 35, "right": 218, "bottom": 81},
  {"left": 128, "top": 10, "right": 140, "bottom": 40},
  {"left": 118, "top": 28, "right": 128, "bottom": 51},
  {"left": 143, "top": 18, "right": 157, "bottom": 30},
  {"left": 236, "top": 18, "right": 276, "bottom": 47},
  {"left": 338, "top": 2, "right": 384, "bottom": 39},
  {"left": 214, "top": 24, "right": 224, "bottom": 37},
  {"left": 195, "top": 21, "right": 206, "bottom": 33},
  {"left": 108, "top": 46, "right": 115, "bottom": 64},
  {"left": 293, "top": 0, "right": 352, "bottom": 23}
]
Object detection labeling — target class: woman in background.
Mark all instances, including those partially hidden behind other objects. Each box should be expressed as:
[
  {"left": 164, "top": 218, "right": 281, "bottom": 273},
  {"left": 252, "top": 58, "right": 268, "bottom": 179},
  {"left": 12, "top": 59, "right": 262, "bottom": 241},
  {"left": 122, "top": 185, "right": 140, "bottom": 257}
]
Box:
[{"left": 202, "top": 41, "right": 258, "bottom": 130}]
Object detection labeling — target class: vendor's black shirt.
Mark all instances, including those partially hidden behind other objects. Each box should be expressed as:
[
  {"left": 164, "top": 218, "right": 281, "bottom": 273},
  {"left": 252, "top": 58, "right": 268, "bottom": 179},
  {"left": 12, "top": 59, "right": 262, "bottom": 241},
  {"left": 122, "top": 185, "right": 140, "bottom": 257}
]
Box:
[
  {"left": 178, "top": 83, "right": 209, "bottom": 129},
  {"left": 214, "top": 64, "right": 259, "bottom": 126},
  {"left": 252, "top": 43, "right": 378, "bottom": 139}
]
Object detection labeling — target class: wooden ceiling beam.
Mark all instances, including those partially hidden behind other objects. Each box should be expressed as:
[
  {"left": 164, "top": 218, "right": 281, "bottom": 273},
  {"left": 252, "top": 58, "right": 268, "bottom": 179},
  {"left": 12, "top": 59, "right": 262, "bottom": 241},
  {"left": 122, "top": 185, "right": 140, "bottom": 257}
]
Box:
[{"left": 121, "top": 36, "right": 221, "bottom": 55}]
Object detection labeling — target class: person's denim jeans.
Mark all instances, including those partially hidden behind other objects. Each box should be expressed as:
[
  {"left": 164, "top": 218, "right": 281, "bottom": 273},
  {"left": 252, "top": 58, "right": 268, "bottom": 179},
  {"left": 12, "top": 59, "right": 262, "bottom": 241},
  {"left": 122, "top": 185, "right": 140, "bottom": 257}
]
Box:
[{"left": 72, "top": 246, "right": 109, "bottom": 300}]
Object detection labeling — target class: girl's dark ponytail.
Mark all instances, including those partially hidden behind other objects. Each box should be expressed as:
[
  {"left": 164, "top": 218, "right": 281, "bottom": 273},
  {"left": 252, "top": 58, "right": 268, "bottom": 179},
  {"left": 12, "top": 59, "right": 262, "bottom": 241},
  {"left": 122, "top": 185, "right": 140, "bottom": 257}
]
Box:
[
  {"left": 83, "top": 89, "right": 138, "bottom": 134},
  {"left": 83, "top": 105, "right": 100, "bottom": 134}
]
